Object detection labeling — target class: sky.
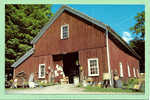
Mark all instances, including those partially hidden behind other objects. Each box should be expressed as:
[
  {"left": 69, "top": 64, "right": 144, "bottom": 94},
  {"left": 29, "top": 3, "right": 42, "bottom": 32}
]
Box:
[{"left": 51, "top": 4, "right": 144, "bottom": 43}]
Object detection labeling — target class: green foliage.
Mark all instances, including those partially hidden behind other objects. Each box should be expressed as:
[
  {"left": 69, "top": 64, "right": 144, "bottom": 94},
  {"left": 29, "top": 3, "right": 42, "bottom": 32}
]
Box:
[
  {"left": 47, "top": 82, "right": 55, "bottom": 86},
  {"left": 5, "top": 5, "right": 53, "bottom": 75},
  {"left": 127, "top": 78, "right": 139, "bottom": 89},
  {"left": 128, "top": 78, "right": 139, "bottom": 84},
  {"left": 125, "top": 78, "right": 145, "bottom": 92},
  {"left": 130, "top": 11, "right": 145, "bottom": 39},
  {"left": 38, "top": 81, "right": 54, "bottom": 87},
  {"left": 39, "top": 82, "right": 47, "bottom": 87},
  {"left": 9, "top": 79, "right": 13, "bottom": 83},
  {"left": 76, "top": 83, "right": 83, "bottom": 87}
]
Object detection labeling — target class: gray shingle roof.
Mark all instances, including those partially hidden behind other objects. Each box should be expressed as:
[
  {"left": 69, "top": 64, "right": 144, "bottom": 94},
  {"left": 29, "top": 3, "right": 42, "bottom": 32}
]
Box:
[{"left": 11, "top": 48, "right": 34, "bottom": 68}]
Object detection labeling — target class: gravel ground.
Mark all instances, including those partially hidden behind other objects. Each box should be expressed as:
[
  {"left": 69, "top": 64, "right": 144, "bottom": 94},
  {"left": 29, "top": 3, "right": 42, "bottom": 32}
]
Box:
[
  {"left": 6, "top": 84, "right": 84, "bottom": 94},
  {"left": 5, "top": 84, "right": 144, "bottom": 95}
]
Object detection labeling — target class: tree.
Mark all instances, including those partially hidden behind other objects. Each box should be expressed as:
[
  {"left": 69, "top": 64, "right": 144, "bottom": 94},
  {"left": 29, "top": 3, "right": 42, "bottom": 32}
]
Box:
[
  {"left": 129, "top": 11, "right": 145, "bottom": 73},
  {"left": 130, "top": 11, "right": 145, "bottom": 40},
  {"left": 5, "top": 5, "right": 53, "bottom": 79}
]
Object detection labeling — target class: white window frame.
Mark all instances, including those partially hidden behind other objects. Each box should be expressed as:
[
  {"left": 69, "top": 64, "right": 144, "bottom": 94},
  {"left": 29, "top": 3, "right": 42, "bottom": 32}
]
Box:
[
  {"left": 127, "top": 64, "right": 131, "bottom": 77},
  {"left": 88, "top": 58, "right": 99, "bottom": 76},
  {"left": 133, "top": 67, "right": 136, "bottom": 77},
  {"left": 61, "top": 24, "right": 69, "bottom": 39},
  {"left": 119, "top": 62, "right": 124, "bottom": 77},
  {"left": 39, "top": 64, "right": 46, "bottom": 78}
]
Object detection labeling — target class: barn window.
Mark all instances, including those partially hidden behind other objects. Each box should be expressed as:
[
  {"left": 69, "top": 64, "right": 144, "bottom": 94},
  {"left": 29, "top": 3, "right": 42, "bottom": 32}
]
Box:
[
  {"left": 119, "top": 62, "right": 123, "bottom": 77},
  {"left": 127, "top": 64, "right": 131, "bottom": 77},
  {"left": 133, "top": 67, "right": 136, "bottom": 77},
  {"left": 61, "top": 24, "right": 69, "bottom": 39},
  {"left": 39, "top": 64, "right": 46, "bottom": 78},
  {"left": 88, "top": 58, "right": 99, "bottom": 76}
]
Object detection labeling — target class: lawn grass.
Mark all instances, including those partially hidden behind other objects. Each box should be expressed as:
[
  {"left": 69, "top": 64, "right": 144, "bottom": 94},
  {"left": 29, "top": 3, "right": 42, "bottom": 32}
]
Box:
[{"left": 83, "top": 86, "right": 142, "bottom": 93}]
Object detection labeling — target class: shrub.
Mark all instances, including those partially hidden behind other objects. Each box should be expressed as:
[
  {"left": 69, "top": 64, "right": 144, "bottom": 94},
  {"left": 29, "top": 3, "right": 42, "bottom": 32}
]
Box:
[
  {"left": 126, "top": 78, "right": 145, "bottom": 92},
  {"left": 127, "top": 78, "right": 139, "bottom": 89},
  {"left": 9, "top": 79, "right": 13, "bottom": 83},
  {"left": 37, "top": 81, "right": 55, "bottom": 87},
  {"left": 47, "top": 82, "right": 55, "bottom": 86},
  {"left": 39, "top": 82, "right": 47, "bottom": 87},
  {"left": 76, "top": 83, "right": 83, "bottom": 87},
  {"left": 128, "top": 78, "right": 139, "bottom": 84}
]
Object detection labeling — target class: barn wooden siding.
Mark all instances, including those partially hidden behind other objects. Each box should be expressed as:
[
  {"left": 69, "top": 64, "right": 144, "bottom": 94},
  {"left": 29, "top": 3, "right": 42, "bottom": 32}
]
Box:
[
  {"left": 14, "top": 56, "right": 35, "bottom": 81},
  {"left": 15, "top": 55, "right": 54, "bottom": 81},
  {"left": 34, "top": 11, "right": 106, "bottom": 56},
  {"left": 79, "top": 47, "right": 108, "bottom": 82},
  {"left": 108, "top": 37, "right": 139, "bottom": 81}
]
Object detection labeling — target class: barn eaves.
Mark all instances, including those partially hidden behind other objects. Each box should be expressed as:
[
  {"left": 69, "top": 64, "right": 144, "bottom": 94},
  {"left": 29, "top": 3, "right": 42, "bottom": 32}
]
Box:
[{"left": 11, "top": 48, "right": 34, "bottom": 68}]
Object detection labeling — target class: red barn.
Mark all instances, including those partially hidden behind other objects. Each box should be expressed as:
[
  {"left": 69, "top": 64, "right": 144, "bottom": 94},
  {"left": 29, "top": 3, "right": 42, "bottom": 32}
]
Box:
[{"left": 11, "top": 6, "right": 140, "bottom": 85}]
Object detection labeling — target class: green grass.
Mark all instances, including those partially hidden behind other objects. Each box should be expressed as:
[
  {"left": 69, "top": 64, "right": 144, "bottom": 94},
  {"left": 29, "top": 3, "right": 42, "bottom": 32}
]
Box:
[{"left": 83, "top": 86, "right": 142, "bottom": 93}]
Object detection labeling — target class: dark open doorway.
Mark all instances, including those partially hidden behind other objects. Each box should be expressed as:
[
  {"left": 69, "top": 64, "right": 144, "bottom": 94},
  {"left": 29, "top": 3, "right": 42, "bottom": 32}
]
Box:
[{"left": 63, "top": 52, "right": 79, "bottom": 84}]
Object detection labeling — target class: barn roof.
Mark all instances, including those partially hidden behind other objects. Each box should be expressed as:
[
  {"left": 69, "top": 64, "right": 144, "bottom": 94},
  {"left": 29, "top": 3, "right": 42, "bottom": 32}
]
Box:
[
  {"left": 30, "top": 5, "right": 140, "bottom": 59},
  {"left": 11, "top": 48, "right": 34, "bottom": 68}
]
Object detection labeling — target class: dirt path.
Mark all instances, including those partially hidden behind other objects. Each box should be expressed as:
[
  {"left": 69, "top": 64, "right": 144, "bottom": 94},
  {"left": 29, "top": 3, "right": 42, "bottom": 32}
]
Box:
[
  {"left": 5, "top": 84, "right": 143, "bottom": 94},
  {"left": 6, "top": 84, "right": 84, "bottom": 94}
]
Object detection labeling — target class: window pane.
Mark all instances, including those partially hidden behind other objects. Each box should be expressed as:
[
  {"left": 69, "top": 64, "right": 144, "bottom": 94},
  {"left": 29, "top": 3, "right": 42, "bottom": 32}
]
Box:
[
  {"left": 93, "top": 60, "right": 96, "bottom": 66},
  {"left": 95, "top": 68, "right": 97, "bottom": 74},
  {"left": 62, "top": 25, "right": 69, "bottom": 39},
  {"left": 63, "top": 26, "right": 68, "bottom": 31},
  {"left": 91, "top": 68, "right": 93, "bottom": 74},
  {"left": 63, "top": 32, "right": 68, "bottom": 38},
  {"left": 89, "top": 59, "right": 99, "bottom": 76},
  {"left": 40, "top": 65, "right": 45, "bottom": 77}
]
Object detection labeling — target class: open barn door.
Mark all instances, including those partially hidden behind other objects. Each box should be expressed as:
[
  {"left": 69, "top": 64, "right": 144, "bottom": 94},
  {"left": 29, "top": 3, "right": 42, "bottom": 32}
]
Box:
[{"left": 63, "top": 52, "right": 79, "bottom": 83}]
